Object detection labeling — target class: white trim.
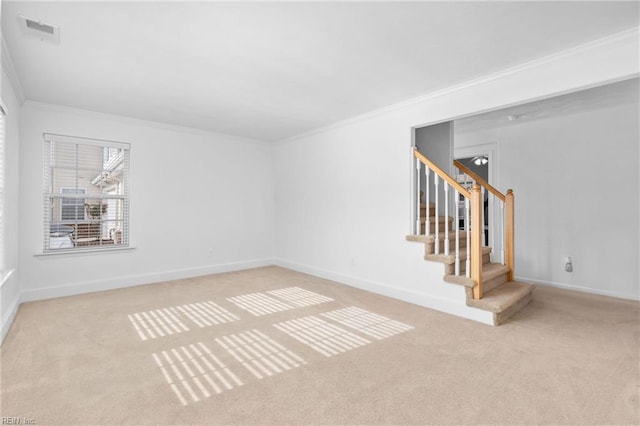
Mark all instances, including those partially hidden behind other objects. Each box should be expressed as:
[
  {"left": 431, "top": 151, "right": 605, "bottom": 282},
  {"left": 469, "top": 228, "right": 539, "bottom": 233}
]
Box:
[
  {"left": 36, "top": 245, "right": 135, "bottom": 258},
  {"left": 274, "top": 258, "right": 495, "bottom": 326},
  {"left": 1, "top": 36, "right": 25, "bottom": 104},
  {"left": 0, "top": 268, "right": 14, "bottom": 289},
  {"left": 44, "top": 133, "right": 131, "bottom": 150},
  {"left": 515, "top": 276, "right": 639, "bottom": 302},
  {"left": 24, "top": 101, "right": 271, "bottom": 147},
  {"left": 1, "top": 293, "right": 20, "bottom": 345},
  {"left": 20, "top": 258, "right": 275, "bottom": 302},
  {"left": 409, "top": 129, "right": 417, "bottom": 234},
  {"left": 277, "top": 27, "right": 640, "bottom": 146}
]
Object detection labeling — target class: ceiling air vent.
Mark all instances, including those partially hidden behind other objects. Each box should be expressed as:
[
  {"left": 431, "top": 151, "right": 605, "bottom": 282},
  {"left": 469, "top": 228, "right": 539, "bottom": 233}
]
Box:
[{"left": 19, "top": 15, "right": 60, "bottom": 43}]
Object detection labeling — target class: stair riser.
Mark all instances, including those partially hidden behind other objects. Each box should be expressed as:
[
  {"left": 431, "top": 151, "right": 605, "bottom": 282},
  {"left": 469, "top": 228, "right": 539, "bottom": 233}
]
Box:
[
  {"left": 421, "top": 216, "right": 454, "bottom": 223},
  {"left": 494, "top": 290, "right": 533, "bottom": 325},
  {"left": 464, "top": 273, "right": 510, "bottom": 298},
  {"left": 420, "top": 206, "right": 436, "bottom": 217},
  {"left": 420, "top": 222, "right": 455, "bottom": 234},
  {"left": 481, "top": 271, "right": 509, "bottom": 294},
  {"left": 426, "top": 239, "right": 468, "bottom": 255},
  {"left": 444, "top": 252, "right": 491, "bottom": 275}
]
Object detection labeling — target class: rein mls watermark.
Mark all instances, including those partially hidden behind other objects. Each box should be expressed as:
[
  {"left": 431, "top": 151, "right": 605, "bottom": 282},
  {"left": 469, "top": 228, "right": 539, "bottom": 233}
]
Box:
[{"left": 1, "top": 418, "right": 35, "bottom": 425}]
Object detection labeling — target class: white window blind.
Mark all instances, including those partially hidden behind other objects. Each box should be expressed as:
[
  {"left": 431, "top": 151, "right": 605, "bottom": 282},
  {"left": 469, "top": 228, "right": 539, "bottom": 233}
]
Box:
[{"left": 43, "top": 134, "right": 130, "bottom": 252}]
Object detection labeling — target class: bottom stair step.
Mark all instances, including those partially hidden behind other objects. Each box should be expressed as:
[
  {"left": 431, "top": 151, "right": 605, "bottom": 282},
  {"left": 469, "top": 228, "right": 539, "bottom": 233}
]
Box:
[
  {"left": 466, "top": 281, "right": 535, "bottom": 325},
  {"left": 443, "top": 262, "right": 509, "bottom": 288}
]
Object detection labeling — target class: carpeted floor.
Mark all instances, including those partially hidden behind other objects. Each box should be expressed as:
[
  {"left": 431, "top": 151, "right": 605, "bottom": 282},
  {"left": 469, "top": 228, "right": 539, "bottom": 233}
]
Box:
[{"left": 1, "top": 266, "right": 638, "bottom": 425}]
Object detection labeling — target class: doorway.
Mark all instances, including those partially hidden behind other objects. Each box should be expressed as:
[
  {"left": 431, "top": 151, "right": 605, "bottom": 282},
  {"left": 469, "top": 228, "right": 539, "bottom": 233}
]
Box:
[
  {"left": 453, "top": 143, "right": 497, "bottom": 254},
  {"left": 455, "top": 155, "right": 489, "bottom": 244}
]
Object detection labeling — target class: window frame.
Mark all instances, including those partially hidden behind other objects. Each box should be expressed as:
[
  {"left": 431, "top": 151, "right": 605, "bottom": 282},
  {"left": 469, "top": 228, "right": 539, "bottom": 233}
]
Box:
[
  {"left": 42, "top": 133, "right": 131, "bottom": 254},
  {"left": 0, "top": 103, "right": 6, "bottom": 271}
]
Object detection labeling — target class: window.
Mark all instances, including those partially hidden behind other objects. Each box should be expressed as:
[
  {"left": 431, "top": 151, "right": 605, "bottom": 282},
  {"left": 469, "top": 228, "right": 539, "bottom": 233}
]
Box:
[
  {"left": 43, "top": 134, "right": 130, "bottom": 252},
  {"left": 0, "top": 104, "right": 6, "bottom": 269},
  {"left": 60, "top": 188, "right": 86, "bottom": 221}
]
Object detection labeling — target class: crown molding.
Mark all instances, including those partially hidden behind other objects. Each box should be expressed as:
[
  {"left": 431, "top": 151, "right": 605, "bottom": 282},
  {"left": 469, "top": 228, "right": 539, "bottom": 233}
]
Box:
[
  {"left": 1, "top": 34, "right": 26, "bottom": 105},
  {"left": 276, "top": 26, "right": 640, "bottom": 146},
  {"left": 22, "top": 100, "right": 273, "bottom": 147}
]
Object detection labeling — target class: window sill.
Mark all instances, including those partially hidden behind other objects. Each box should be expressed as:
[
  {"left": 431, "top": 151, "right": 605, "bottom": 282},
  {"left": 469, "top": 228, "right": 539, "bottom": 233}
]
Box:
[{"left": 35, "top": 246, "right": 136, "bottom": 258}]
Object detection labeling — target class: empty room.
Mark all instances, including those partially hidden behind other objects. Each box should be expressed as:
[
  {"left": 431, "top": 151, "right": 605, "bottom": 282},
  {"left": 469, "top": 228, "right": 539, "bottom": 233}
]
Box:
[{"left": 1, "top": 1, "right": 638, "bottom": 425}]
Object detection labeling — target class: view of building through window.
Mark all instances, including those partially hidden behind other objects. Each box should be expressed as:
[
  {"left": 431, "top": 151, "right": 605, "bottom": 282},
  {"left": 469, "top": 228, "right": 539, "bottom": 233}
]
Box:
[{"left": 44, "top": 134, "right": 130, "bottom": 251}]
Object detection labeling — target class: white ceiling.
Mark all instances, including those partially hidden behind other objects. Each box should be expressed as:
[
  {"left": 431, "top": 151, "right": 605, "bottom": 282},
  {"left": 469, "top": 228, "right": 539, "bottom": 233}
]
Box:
[{"left": 2, "top": 1, "right": 639, "bottom": 141}]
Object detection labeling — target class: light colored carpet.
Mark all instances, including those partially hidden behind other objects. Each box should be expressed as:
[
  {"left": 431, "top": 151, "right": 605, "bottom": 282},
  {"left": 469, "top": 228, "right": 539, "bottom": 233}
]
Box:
[{"left": 1, "top": 266, "right": 638, "bottom": 425}]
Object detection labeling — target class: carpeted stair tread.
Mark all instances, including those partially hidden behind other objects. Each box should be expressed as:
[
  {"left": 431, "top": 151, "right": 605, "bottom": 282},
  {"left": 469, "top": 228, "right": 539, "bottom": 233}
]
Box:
[
  {"left": 406, "top": 232, "right": 468, "bottom": 244},
  {"left": 480, "top": 263, "right": 510, "bottom": 281},
  {"left": 442, "top": 274, "right": 475, "bottom": 287},
  {"left": 425, "top": 246, "right": 491, "bottom": 264},
  {"left": 443, "top": 262, "right": 509, "bottom": 287},
  {"left": 420, "top": 203, "right": 436, "bottom": 208},
  {"left": 419, "top": 216, "right": 453, "bottom": 223},
  {"left": 466, "top": 281, "right": 535, "bottom": 313}
]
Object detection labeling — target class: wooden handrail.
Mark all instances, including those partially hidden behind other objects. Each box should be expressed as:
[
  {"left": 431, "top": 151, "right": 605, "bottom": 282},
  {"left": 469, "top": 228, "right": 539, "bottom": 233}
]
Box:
[
  {"left": 414, "top": 149, "right": 470, "bottom": 198},
  {"left": 453, "top": 159, "right": 505, "bottom": 202}
]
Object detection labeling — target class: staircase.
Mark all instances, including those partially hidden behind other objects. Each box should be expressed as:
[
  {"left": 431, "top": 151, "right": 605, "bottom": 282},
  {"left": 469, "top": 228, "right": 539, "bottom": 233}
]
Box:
[{"left": 409, "top": 149, "right": 534, "bottom": 325}]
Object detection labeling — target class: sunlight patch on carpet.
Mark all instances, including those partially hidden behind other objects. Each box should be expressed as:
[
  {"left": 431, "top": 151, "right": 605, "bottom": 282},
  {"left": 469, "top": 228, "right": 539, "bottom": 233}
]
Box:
[
  {"left": 152, "top": 342, "right": 243, "bottom": 406},
  {"left": 321, "top": 306, "right": 414, "bottom": 340},
  {"left": 175, "top": 301, "right": 240, "bottom": 328},
  {"left": 216, "top": 329, "right": 307, "bottom": 379},
  {"left": 129, "top": 301, "right": 239, "bottom": 340},
  {"left": 267, "top": 286, "right": 334, "bottom": 307},
  {"left": 128, "top": 308, "right": 190, "bottom": 341},
  {"left": 273, "top": 315, "right": 370, "bottom": 357},
  {"left": 226, "top": 292, "right": 295, "bottom": 316}
]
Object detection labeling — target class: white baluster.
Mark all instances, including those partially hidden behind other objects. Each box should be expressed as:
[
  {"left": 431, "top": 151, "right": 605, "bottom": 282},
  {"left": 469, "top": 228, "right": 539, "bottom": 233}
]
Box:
[
  {"left": 425, "top": 166, "right": 430, "bottom": 237},
  {"left": 481, "top": 187, "right": 486, "bottom": 246},
  {"left": 465, "top": 197, "right": 470, "bottom": 278},
  {"left": 434, "top": 175, "right": 439, "bottom": 254},
  {"left": 454, "top": 189, "right": 460, "bottom": 275},
  {"left": 444, "top": 184, "right": 449, "bottom": 255},
  {"left": 415, "top": 158, "right": 421, "bottom": 235},
  {"left": 488, "top": 192, "right": 494, "bottom": 262}
]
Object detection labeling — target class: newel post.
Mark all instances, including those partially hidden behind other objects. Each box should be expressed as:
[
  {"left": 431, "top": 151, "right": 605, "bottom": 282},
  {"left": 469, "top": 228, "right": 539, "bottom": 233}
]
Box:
[
  {"left": 470, "top": 184, "right": 483, "bottom": 300},
  {"left": 505, "top": 189, "right": 515, "bottom": 281}
]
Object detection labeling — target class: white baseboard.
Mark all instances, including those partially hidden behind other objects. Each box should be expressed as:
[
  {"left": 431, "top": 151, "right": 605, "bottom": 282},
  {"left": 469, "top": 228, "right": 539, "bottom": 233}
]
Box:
[
  {"left": 1, "top": 293, "right": 21, "bottom": 345},
  {"left": 21, "top": 258, "right": 276, "bottom": 302},
  {"left": 274, "top": 258, "right": 494, "bottom": 325},
  {"left": 515, "top": 276, "right": 639, "bottom": 301}
]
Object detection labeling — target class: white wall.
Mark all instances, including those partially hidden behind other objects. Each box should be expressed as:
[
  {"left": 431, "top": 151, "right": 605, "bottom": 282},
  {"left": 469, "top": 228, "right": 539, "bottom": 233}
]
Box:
[
  {"left": 273, "top": 28, "right": 638, "bottom": 318},
  {"left": 455, "top": 100, "right": 639, "bottom": 300},
  {"left": 1, "top": 66, "right": 22, "bottom": 341},
  {"left": 415, "top": 121, "right": 452, "bottom": 171},
  {"left": 274, "top": 117, "right": 483, "bottom": 322},
  {"left": 415, "top": 121, "right": 453, "bottom": 215},
  {"left": 18, "top": 103, "right": 275, "bottom": 301}
]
